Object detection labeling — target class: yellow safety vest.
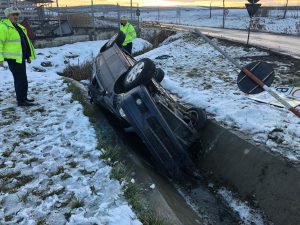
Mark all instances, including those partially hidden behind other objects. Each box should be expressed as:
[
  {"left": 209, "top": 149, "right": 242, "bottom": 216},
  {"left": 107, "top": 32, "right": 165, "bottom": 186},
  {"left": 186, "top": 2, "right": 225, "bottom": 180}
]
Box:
[
  {"left": 0, "top": 19, "right": 36, "bottom": 63},
  {"left": 120, "top": 22, "right": 137, "bottom": 46}
]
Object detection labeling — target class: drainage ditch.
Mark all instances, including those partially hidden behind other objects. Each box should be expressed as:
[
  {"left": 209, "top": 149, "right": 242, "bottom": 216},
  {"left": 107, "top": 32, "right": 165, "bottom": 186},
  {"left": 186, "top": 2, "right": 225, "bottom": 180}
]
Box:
[{"left": 71, "top": 80, "right": 253, "bottom": 225}]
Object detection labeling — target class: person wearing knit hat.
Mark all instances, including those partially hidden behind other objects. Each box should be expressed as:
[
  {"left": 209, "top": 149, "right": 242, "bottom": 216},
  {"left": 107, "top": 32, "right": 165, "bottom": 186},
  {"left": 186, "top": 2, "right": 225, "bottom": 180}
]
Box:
[
  {"left": 0, "top": 6, "right": 36, "bottom": 106},
  {"left": 4, "top": 6, "right": 21, "bottom": 17}
]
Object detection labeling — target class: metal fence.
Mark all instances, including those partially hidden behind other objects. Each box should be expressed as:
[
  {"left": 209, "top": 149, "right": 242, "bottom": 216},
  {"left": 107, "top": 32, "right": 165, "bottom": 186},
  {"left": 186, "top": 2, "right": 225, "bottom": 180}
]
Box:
[
  {"left": 54, "top": 4, "right": 299, "bottom": 35},
  {"left": 1, "top": 1, "right": 299, "bottom": 36}
]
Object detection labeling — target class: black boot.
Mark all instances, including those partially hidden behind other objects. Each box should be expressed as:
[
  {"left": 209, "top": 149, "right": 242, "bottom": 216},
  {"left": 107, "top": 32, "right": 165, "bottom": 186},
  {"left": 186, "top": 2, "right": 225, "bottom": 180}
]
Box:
[
  {"left": 26, "top": 98, "right": 35, "bottom": 102},
  {"left": 18, "top": 101, "right": 36, "bottom": 107}
]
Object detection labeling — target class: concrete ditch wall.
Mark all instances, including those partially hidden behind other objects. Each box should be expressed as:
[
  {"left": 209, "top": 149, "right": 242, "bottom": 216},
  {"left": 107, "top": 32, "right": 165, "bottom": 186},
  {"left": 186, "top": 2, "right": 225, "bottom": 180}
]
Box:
[
  {"left": 34, "top": 35, "right": 90, "bottom": 48},
  {"left": 33, "top": 30, "right": 116, "bottom": 48},
  {"left": 198, "top": 120, "right": 300, "bottom": 225}
]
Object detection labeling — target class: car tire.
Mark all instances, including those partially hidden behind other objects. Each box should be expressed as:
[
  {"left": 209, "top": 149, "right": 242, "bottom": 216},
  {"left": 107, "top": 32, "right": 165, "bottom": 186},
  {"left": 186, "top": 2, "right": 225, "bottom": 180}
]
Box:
[
  {"left": 123, "top": 58, "right": 156, "bottom": 91},
  {"left": 186, "top": 107, "right": 207, "bottom": 132},
  {"left": 154, "top": 68, "right": 165, "bottom": 83},
  {"left": 100, "top": 31, "right": 125, "bottom": 53}
]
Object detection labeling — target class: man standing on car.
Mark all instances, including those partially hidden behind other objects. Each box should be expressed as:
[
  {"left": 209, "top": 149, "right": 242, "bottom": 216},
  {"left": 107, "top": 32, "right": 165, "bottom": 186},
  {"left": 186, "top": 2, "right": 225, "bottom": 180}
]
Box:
[
  {"left": 120, "top": 16, "right": 136, "bottom": 54},
  {"left": 0, "top": 6, "right": 36, "bottom": 107}
]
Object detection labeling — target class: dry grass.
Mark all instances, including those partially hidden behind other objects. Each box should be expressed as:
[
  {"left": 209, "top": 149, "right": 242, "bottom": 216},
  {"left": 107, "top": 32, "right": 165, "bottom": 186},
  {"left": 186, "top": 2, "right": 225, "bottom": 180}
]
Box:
[
  {"left": 143, "top": 30, "right": 175, "bottom": 47},
  {"left": 252, "top": 19, "right": 267, "bottom": 32},
  {"left": 59, "top": 60, "right": 93, "bottom": 81},
  {"left": 257, "top": 7, "right": 271, "bottom": 17},
  {"left": 132, "top": 46, "right": 153, "bottom": 57},
  {"left": 60, "top": 13, "right": 92, "bottom": 27},
  {"left": 296, "top": 22, "right": 300, "bottom": 34}
]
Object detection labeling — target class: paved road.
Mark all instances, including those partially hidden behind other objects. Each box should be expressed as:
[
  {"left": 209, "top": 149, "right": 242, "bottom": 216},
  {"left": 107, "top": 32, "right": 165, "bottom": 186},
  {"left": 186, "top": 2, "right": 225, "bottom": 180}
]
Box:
[{"left": 146, "top": 22, "right": 300, "bottom": 59}]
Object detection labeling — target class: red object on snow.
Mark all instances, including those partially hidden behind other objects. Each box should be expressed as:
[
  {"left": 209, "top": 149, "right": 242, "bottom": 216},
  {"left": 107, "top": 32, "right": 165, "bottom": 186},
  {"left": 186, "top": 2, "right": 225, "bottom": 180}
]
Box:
[{"left": 20, "top": 19, "right": 36, "bottom": 40}]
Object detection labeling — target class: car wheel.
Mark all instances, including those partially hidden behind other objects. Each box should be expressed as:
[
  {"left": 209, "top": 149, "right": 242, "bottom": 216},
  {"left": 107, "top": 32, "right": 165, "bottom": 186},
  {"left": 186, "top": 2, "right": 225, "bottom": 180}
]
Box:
[
  {"left": 154, "top": 68, "right": 165, "bottom": 83},
  {"left": 186, "top": 107, "right": 207, "bottom": 131},
  {"left": 100, "top": 31, "right": 125, "bottom": 53},
  {"left": 123, "top": 58, "right": 156, "bottom": 91}
]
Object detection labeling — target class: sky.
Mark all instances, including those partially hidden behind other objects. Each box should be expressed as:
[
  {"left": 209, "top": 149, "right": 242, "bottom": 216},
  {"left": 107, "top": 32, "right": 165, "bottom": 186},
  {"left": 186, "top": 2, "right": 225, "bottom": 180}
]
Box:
[{"left": 59, "top": 0, "right": 299, "bottom": 7}]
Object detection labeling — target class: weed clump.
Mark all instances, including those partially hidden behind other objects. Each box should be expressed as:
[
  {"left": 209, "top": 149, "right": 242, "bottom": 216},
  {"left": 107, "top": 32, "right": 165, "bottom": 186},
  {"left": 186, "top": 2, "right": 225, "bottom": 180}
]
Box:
[{"left": 59, "top": 60, "right": 93, "bottom": 81}]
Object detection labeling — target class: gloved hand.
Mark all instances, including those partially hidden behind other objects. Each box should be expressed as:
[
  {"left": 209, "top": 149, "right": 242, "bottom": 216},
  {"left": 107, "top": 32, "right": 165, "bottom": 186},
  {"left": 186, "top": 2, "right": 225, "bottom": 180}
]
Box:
[
  {"left": 0, "top": 61, "right": 5, "bottom": 71},
  {"left": 27, "top": 59, "right": 31, "bottom": 64},
  {"left": 0, "top": 61, "right": 8, "bottom": 71},
  {"left": 0, "top": 62, "right": 6, "bottom": 71}
]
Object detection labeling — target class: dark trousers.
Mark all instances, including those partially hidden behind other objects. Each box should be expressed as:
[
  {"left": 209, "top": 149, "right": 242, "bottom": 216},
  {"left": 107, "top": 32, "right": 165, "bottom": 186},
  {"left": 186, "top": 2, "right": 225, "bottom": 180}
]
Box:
[
  {"left": 123, "top": 42, "right": 133, "bottom": 54},
  {"left": 6, "top": 59, "right": 28, "bottom": 103}
]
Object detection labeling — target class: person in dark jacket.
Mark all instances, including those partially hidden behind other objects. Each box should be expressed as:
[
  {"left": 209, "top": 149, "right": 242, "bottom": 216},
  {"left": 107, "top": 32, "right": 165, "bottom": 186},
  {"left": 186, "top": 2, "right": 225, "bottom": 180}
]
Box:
[{"left": 0, "top": 7, "right": 36, "bottom": 106}]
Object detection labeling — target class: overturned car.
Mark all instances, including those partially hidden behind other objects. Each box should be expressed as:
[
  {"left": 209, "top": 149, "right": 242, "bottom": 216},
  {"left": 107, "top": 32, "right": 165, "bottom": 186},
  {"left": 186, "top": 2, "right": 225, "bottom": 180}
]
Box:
[{"left": 89, "top": 32, "right": 207, "bottom": 177}]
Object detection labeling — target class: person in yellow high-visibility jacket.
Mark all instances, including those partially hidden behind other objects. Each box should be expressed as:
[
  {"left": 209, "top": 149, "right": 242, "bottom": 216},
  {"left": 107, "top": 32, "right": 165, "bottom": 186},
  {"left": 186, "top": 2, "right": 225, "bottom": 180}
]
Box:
[
  {"left": 0, "top": 7, "right": 36, "bottom": 106},
  {"left": 120, "top": 16, "right": 136, "bottom": 54}
]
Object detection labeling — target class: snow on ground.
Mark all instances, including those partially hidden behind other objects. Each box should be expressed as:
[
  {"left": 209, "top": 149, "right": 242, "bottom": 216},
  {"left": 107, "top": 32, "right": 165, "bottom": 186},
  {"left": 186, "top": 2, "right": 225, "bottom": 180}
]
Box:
[
  {"left": 136, "top": 32, "right": 300, "bottom": 161},
  {"left": 133, "top": 38, "right": 153, "bottom": 53},
  {"left": 176, "top": 182, "right": 266, "bottom": 225},
  {"left": 99, "top": 7, "right": 300, "bottom": 35},
  {"left": 0, "top": 39, "right": 151, "bottom": 224},
  {"left": 217, "top": 187, "right": 265, "bottom": 225},
  {"left": 141, "top": 8, "right": 300, "bottom": 35}
]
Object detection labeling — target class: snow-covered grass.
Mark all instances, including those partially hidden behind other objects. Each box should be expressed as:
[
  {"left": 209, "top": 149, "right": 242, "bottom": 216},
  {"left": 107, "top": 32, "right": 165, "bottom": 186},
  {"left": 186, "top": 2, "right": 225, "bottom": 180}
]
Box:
[
  {"left": 139, "top": 8, "right": 300, "bottom": 34},
  {"left": 0, "top": 39, "right": 151, "bottom": 225},
  {"left": 133, "top": 38, "right": 154, "bottom": 54},
  {"left": 97, "top": 7, "right": 300, "bottom": 35},
  {"left": 136, "top": 32, "right": 300, "bottom": 161},
  {"left": 0, "top": 77, "right": 140, "bottom": 225}
]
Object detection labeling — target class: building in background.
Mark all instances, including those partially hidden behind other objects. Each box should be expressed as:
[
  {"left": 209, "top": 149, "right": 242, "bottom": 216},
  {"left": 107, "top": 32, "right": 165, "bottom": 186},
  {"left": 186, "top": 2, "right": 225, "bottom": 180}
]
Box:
[{"left": 0, "top": 0, "right": 54, "bottom": 20}]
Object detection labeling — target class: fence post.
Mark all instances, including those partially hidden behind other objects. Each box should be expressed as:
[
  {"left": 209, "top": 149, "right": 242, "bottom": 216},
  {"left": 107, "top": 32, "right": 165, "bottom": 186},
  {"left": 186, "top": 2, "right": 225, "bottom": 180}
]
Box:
[
  {"left": 176, "top": 7, "right": 181, "bottom": 24},
  {"left": 223, "top": 0, "right": 225, "bottom": 28},
  {"left": 117, "top": 3, "right": 120, "bottom": 21},
  {"left": 137, "top": 3, "right": 140, "bottom": 36},
  {"left": 91, "top": 0, "right": 95, "bottom": 32},
  {"left": 130, "top": 0, "right": 133, "bottom": 23},
  {"left": 283, "top": 0, "right": 289, "bottom": 19},
  {"left": 56, "top": 0, "right": 63, "bottom": 36}
]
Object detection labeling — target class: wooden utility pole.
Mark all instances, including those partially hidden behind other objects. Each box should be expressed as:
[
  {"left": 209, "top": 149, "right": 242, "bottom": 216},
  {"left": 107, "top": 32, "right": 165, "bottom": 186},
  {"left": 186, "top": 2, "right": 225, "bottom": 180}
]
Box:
[
  {"left": 56, "top": 0, "right": 62, "bottom": 36},
  {"left": 117, "top": 3, "right": 120, "bottom": 21},
  {"left": 209, "top": 2, "right": 212, "bottom": 18},
  {"left": 91, "top": 0, "right": 95, "bottom": 31},
  {"left": 130, "top": 0, "right": 133, "bottom": 23},
  {"left": 283, "top": 0, "right": 289, "bottom": 19},
  {"left": 222, "top": 0, "right": 225, "bottom": 28},
  {"left": 137, "top": 3, "right": 140, "bottom": 35}
]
